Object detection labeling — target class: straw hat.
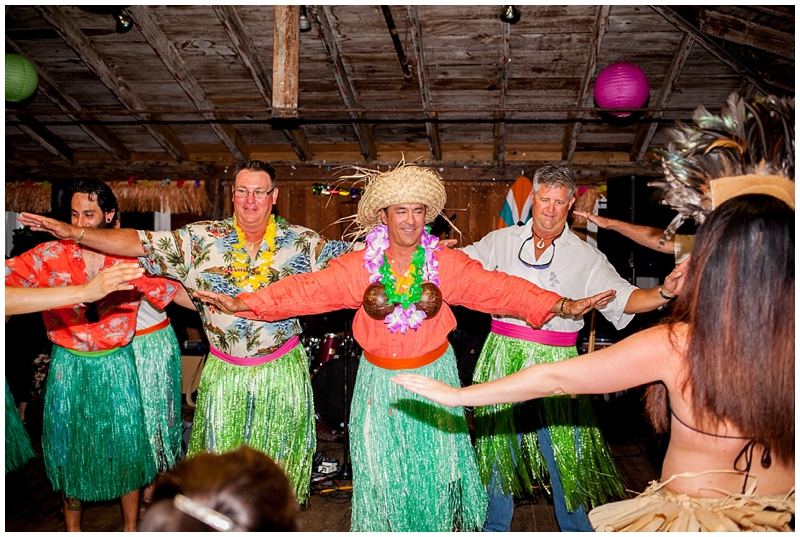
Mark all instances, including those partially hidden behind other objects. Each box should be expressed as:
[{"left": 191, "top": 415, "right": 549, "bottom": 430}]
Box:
[{"left": 354, "top": 162, "right": 447, "bottom": 231}]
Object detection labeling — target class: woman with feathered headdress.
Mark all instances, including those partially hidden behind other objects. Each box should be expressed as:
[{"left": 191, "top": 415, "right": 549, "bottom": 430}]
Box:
[{"left": 393, "top": 93, "right": 795, "bottom": 531}]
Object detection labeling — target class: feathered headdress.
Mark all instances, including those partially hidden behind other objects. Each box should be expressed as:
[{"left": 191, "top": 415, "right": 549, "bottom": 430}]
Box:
[{"left": 649, "top": 93, "right": 794, "bottom": 245}]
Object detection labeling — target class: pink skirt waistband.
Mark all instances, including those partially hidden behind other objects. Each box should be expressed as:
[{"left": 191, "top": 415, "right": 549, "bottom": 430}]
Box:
[
  {"left": 490, "top": 319, "right": 578, "bottom": 347},
  {"left": 209, "top": 335, "right": 300, "bottom": 366}
]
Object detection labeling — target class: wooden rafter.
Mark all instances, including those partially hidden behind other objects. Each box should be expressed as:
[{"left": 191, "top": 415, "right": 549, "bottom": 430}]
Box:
[
  {"left": 408, "top": 6, "right": 442, "bottom": 161},
  {"left": 562, "top": 5, "right": 610, "bottom": 162},
  {"left": 696, "top": 7, "right": 793, "bottom": 60},
  {"left": 272, "top": 6, "right": 300, "bottom": 118},
  {"left": 6, "top": 36, "right": 131, "bottom": 162},
  {"left": 630, "top": 34, "right": 694, "bottom": 162},
  {"left": 213, "top": 5, "right": 313, "bottom": 161},
  {"left": 313, "top": 6, "right": 377, "bottom": 160},
  {"left": 129, "top": 6, "right": 249, "bottom": 162},
  {"left": 650, "top": 6, "right": 772, "bottom": 95},
  {"left": 7, "top": 114, "right": 73, "bottom": 161},
  {"left": 496, "top": 20, "right": 510, "bottom": 163},
  {"left": 739, "top": 82, "right": 758, "bottom": 100},
  {"left": 35, "top": 6, "right": 189, "bottom": 162}
]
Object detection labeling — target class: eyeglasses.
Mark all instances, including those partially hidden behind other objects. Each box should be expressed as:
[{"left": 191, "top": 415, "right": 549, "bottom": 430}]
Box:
[
  {"left": 233, "top": 187, "right": 275, "bottom": 200},
  {"left": 517, "top": 235, "right": 556, "bottom": 270}
]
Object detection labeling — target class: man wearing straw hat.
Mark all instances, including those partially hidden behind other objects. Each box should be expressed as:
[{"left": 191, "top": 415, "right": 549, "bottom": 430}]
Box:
[
  {"left": 17, "top": 160, "right": 351, "bottom": 508},
  {"left": 460, "top": 164, "right": 687, "bottom": 532},
  {"left": 191, "top": 162, "right": 616, "bottom": 531},
  {"left": 7, "top": 178, "right": 182, "bottom": 531}
]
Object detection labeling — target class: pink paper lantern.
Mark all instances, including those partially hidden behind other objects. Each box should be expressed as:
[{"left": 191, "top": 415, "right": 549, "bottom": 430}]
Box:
[{"left": 594, "top": 62, "right": 649, "bottom": 117}]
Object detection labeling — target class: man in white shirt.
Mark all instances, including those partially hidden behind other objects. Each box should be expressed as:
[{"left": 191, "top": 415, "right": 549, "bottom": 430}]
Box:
[{"left": 462, "top": 164, "right": 686, "bottom": 532}]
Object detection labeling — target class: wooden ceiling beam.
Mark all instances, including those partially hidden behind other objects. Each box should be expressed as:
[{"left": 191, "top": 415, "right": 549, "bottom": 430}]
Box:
[
  {"left": 313, "top": 6, "right": 377, "bottom": 160},
  {"left": 650, "top": 6, "right": 773, "bottom": 95},
  {"left": 6, "top": 36, "right": 131, "bottom": 162},
  {"left": 35, "top": 6, "right": 188, "bottom": 162},
  {"left": 745, "top": 5, "right": 795, "bottom": 20},
  {"left": 562, "top": 5, "right": 610, "bottom": 163},
  {"left": 7, "top": 114, "right": 73, "bottom": 161},
  {"left": 696, "top": 7, "right": 794, "bottom": 60},
  {"left": 630, "top": 34, "right": 694, "bottom": 162},
  {"left": 129, "top": 6, "right": 249, "bottom": 162},
  {"left": 213, "top": 5, "right": 312, "bottom": 162},
  {"left": 496, "top": 21, "right": 511, "bottom": 163},
  {"left": 272, "top": 6, "right": 300, "bottom": 118},
  {"left": 408, "top": 6, "right": 442, "bottom": 161}
]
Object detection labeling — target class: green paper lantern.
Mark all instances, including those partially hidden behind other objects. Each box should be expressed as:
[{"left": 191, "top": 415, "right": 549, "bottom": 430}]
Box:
[{"left": 6, "top": 53, "right": 39, "bottom": 102}]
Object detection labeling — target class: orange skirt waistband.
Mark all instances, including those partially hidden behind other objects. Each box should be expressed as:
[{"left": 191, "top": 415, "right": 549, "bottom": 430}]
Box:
[
  {"left": 362, "top": 341, "right": 449, "bottom": 370},
  {"left": 135, "top": 317, "right": 170, "bottom": 337}
]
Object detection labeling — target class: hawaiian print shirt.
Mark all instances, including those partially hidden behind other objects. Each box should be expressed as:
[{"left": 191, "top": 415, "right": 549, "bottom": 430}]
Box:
[
  {"left": 137, "top": 216, "right": 350, "bottom": 358},
  {"left": 5, "top": 240, "right": 178, "bottom": 352}
]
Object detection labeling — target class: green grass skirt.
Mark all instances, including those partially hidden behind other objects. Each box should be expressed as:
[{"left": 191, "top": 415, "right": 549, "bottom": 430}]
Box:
[
  {"left": 42, "top": 345, "right": 157, "bottom": 501},
  {"left": 350, "top": 346, "right": 488, "bottom": 532},
  {"left": 186, "top": 346, "right": 315, "bottom": 503},
  {"left": 6, "top": 377, "right": 35, "bottom": 474},
  {"left": 132, "top": 324, "right": 182, "bottom": 473},
  {"left": 473, "top": 333, "right": 625, "bottom": 512}
]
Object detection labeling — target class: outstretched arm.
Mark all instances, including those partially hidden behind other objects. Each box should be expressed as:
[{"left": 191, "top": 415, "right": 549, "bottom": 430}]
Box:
[
  {"left": 623, "top": 256, "right": 689, "bottom": 314},
  {"left": 574, "top": 211, "right": 674, "bottom": 253},
  {"left": 6, "top": 263, "right": 144, "bottom": 316},
  {"left": 193, "top": 290, "right": 249, "bottom": 315},
  {"left": 393, "top": 324, "right": 679, "bottom": 407},
  {"left": 18, "top": 213, "right": 146, "bottom": 257}
]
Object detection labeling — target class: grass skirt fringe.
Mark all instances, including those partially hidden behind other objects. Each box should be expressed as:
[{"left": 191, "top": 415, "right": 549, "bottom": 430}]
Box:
[
  {"left": 350, "top": 346, "right": 487, "bottom": 532},
  {"left": 6, "top": 377, "right": 35, "bottom": 473},
  {"left": 42, "top": 345, "right": 156, "bottom": 501},
  {"left": 590, "top": 480, "right": 795, "bottom": 532},
  {"left": 186, "top": 347, "right": 315, "bottom": 503},
  {"left": 473, "top": 333, "right": 625, "bottom": 512},
  {"left": 132, "top": 324, "right": 182, "bottom": 473}
]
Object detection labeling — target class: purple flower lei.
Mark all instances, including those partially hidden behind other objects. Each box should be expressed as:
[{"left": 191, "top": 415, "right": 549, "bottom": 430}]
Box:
[{"left": 363, "top": 224, "right": 440, "bottom": 333}]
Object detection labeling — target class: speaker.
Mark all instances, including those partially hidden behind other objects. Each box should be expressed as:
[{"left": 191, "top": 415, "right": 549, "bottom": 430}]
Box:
[{"left": 50, "top": 181, "right": 74, "bottom": 223}]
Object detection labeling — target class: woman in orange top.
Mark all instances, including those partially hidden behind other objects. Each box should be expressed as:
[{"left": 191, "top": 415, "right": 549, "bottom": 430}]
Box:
[{"left": 195, "top": 163, "right": 615, "bottom": 532}]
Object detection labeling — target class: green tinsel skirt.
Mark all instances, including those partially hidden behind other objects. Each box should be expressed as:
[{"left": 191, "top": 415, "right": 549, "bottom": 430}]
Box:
[
  {"left": 186, "top": 346, "right": 315, "bottom": 503},
  {"left": 132, "top": 323, "right": 182, "bottom": 473},
  {"left": 6, "top": 377, "right": 35, "bottom": 474},
  {"left": 43, "top": 345, "right": 157, "bottom": 501},
  {"left": 350, "top": 346, "right": 488, "bottom": 532},
  {"left": 473, "top": 333, "right": 625, "bottom": 512}
]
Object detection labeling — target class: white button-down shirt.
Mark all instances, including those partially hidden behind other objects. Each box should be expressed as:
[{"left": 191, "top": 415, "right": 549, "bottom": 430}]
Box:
[{"left": 462, "top": 221, "right": 637, "bottom": 332}]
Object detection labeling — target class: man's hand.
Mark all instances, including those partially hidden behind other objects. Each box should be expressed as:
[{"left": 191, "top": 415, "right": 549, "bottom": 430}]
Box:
[
  {"left": 18, "top": 212, "right": 79, "bottom": 240},
  {"left": 193, "top": 290, "right": 250, "bottom": 315},
  {"left": 82, "top": 263, "right": 144, "bottom": 303},
  {"left": 660, "top": 255, "right": 690, "bottom": 298},
  {"left": 573, "top": 211, "right": 613, "bottom": 230},
  {"left": 439, "top": 239, "right": 458, "bottom": 249},
  {"left": 391, "top": 374, "right": 461, "bottom": 407},
  {"left": 563, "top": 289, "right": 616, "bottom": 317}
]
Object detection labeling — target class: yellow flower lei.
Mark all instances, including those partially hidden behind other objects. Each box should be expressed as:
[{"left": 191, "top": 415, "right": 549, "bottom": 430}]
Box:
[{"left": 231, "top": 214, "right": 277, "bottom": 290}]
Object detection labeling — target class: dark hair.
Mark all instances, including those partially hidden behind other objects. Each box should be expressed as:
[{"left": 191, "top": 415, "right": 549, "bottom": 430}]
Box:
[
  {"left": 646, "top": 194, "right": 794, "bottom": 464},
  {"left": 70, "top": 178, "right": 119, "bottom": 227},
  {"left": 232, "top": 160, "right": 276, "bottom": 189},
  {"left": 138, "top": 446, "right": 299, "bottom": 532}
]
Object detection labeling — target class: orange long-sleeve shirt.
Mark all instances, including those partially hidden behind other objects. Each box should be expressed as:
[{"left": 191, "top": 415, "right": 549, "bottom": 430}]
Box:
[{"left": 238, "top": 247, "right": 560, "bottom": 360}]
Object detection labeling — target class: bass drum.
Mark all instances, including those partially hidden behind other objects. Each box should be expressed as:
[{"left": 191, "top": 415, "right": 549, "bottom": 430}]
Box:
[{"left": 311, "top": 355, "right": 358, "bottom": 435}]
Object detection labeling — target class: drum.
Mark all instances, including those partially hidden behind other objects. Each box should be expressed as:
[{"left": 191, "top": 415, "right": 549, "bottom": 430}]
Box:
[
  {"left": 309, "top": 333, "right": 342, "bottom": 375},
  {"left": 311, "top": 355, "right": 358, "bottom": 435}
]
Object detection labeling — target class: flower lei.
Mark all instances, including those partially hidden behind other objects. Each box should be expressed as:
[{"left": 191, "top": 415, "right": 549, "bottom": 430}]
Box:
[
  {"left": 363, "top": 224, "right": 440, "bottom": 333},
  {"left": 230, "top": 214, "right": 277, "bottom": 290}
]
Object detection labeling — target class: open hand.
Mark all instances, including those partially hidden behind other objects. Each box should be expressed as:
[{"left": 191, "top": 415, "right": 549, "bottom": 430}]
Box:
[
  {"left": 661, "top": 255, "right": 690, "bottom": 298},
  {"left": 18, "top": 212, "right": 78, "bottom": 240},
  {"left": 573, "top": 211, "right": 611, "bottom": 229},
  {"left": 193, "top": 289, "right": 250, "bottom": 315},
  {"left": 391, "top": 374, "right": 461, "bottom": 407},
  {"left": 83, "top": 263, "right": 145, "bottom": 303},
  {"left": 565, "top": 289, "right": 616, "bottom": 316}
]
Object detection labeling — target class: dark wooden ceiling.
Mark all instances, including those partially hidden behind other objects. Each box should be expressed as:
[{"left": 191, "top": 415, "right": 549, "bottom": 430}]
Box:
[{"left": 5, "top": 5, "right": 795, "bottom": 184}]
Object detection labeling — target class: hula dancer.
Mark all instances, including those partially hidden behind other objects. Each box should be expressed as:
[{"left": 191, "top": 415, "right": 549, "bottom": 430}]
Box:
[
  {"left": 6, "top": 179, "right": 179, "bottom": 531},
  {"left": 460, "top": 164, "right": 686, "bottom": 531},
  {"left": 18, "top": 160, "right": 351, "bottom": 505},
  {"left": 5, "top": 377, "right": 35, "bottom": 474},
  {"left": 193, "top": 162, "right": 616, "bottom": 531}
]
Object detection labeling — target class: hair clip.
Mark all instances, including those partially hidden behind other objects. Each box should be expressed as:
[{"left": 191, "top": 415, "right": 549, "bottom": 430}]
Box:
[{"left": 173, "top": 494, "right": 234, "bottom": 532}]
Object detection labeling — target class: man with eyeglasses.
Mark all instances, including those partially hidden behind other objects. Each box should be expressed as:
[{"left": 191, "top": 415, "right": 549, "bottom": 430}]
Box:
[
  {"left": 18, "top": 160, "right": 351, "bottom": 506},
  {"left": 460, "top": 164, "right": 686, "bottom": 532}
]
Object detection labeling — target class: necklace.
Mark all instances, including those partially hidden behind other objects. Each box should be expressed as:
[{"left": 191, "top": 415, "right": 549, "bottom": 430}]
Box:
[
  {"left": 363, "top": 224, "right": 440, "bottom": 333},
  {"left": 230, "top": 214, "right": 277, "bottom": 290},
  {"left": 532, "top": 227, "right": 564, "bottom": 249}
]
